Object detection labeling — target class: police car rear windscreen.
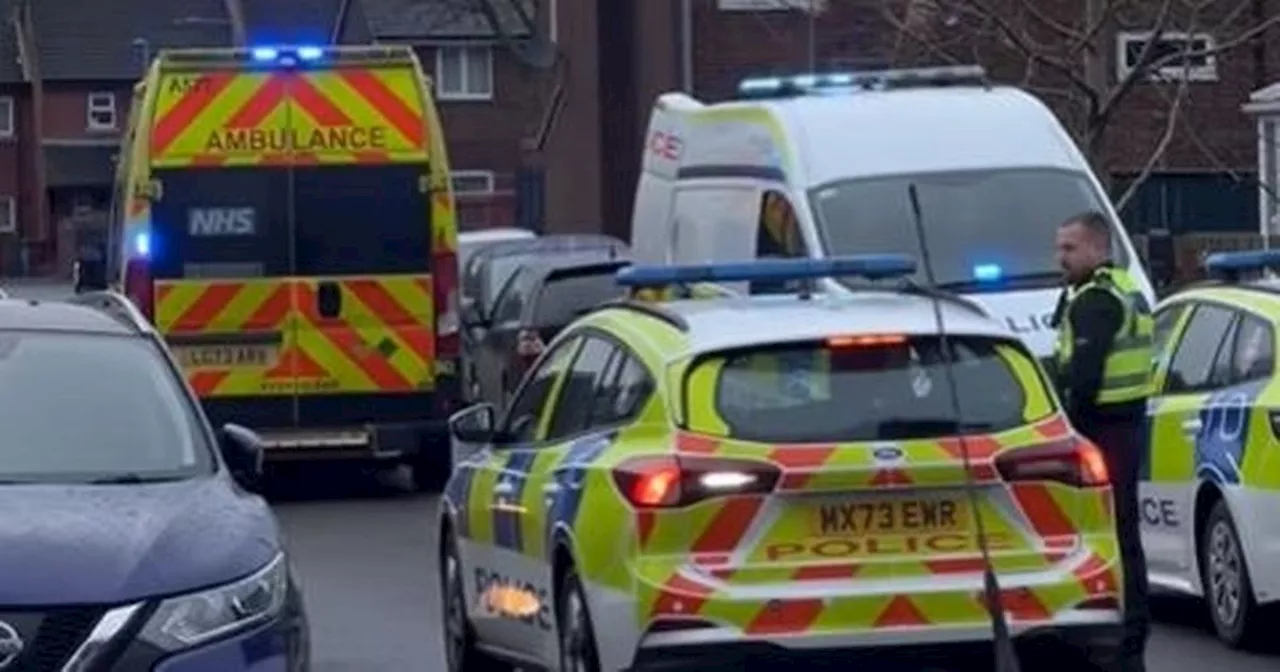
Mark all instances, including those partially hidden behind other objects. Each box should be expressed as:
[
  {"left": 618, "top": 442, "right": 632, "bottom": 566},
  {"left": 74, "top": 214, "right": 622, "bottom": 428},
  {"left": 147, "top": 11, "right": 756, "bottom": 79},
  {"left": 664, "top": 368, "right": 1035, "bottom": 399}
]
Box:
[{"left": 685, "top": 335, "right": 1052, "bottom": 443}]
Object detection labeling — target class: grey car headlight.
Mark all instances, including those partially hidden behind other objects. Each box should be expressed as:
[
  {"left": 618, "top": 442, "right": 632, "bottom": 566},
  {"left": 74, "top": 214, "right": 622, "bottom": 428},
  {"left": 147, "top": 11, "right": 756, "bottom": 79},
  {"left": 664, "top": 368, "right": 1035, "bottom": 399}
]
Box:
[{"left": 138, "top": 552, "right": 288, "bottom": 651}]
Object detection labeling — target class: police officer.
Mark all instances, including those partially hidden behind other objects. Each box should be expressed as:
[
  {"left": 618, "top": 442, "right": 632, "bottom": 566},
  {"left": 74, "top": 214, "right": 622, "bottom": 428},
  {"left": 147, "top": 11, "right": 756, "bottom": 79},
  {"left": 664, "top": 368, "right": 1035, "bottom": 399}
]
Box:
[{"left": 1051, "top": 211, "right": 1152, "bottom": 672}]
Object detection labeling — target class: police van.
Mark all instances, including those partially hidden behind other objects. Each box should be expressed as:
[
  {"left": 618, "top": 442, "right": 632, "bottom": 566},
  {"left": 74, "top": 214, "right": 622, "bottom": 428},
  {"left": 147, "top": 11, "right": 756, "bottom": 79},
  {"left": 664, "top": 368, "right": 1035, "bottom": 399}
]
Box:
[
  {"left": 629, "top": 65, "right": 1156, "bottom": 359},
  {"left": 86, "top": 45, "right": 461, "bottom": 491}
]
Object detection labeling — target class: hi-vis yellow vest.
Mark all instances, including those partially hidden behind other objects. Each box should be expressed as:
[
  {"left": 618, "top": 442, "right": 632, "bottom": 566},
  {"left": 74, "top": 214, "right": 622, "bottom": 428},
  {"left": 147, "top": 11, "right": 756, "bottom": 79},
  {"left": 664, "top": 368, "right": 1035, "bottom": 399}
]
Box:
[{"left": 1054, "top": 266, "right": 1154, "bottom": 405}]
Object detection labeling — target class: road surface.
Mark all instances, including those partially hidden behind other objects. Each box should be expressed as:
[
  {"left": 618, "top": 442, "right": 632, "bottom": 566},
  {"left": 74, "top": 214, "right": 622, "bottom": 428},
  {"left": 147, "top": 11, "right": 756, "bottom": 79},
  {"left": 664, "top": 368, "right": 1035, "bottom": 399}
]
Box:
[{"left": 6, "top": 280, "right": 1278, "bottom": 671}]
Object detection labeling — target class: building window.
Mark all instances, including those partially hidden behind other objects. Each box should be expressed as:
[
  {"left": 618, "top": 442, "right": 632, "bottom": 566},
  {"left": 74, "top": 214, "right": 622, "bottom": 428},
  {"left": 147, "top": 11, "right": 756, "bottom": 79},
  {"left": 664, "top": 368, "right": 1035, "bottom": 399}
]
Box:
[
  {"left": 0, "top": 97, "right": 13, "bottom": 138},
  {"left": 436, "top": 47, "right": 494, "bottom": 100},
  {"left": 0, "top": 197, "right": 15, "bottom": 234},
  {"left": 1116, "top": 31, "right": 1218, "bottom": 82},
  {"left": 451, "top": 170, "right": 495, "bottom": 194},
  {"left": 87, "top": 92, "right": 117, "bottom": 131}
]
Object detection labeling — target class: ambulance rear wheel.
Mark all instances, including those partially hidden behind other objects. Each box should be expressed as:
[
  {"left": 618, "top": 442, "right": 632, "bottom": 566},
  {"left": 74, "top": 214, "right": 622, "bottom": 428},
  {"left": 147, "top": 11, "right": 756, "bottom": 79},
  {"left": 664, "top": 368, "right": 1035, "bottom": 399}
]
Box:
[{"left": 1200, "top": 500, "right": 1265, "bottom": 648}]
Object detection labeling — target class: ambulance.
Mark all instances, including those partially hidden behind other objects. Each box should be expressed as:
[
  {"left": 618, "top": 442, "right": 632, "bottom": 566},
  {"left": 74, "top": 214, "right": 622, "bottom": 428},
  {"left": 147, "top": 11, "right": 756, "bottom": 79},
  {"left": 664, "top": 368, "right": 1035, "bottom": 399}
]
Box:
[
  {"left": 629, "top": 65, "right": 1157, "bottom": 360},
  {"left": 93, "top": 45, "right": 460, "bottom": 491}
]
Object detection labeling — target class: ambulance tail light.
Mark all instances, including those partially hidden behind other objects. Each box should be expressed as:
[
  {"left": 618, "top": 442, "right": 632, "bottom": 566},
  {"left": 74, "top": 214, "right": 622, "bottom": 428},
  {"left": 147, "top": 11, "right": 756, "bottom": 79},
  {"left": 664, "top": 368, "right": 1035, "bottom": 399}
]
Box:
[
  {"left": 434, "top": 250, "right": 459, "bottom": 361},
  {"left": 124, "top": 256, "right": 153, "bottom": 322},
  {"left": 995, "top": 436, "right": 1109, "bottom": 488},
  {"left": 612, "top": 455, "right": 781, "bottom": 508}
]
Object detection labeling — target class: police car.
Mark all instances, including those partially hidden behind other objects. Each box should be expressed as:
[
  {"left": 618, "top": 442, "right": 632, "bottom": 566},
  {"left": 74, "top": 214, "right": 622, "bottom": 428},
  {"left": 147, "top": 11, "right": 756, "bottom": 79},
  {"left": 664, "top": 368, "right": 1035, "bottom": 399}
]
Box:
[
  {"left": 1142, "top": 249, "right": 1280, "bottom": 649},
  {"left": 438, "top": 257, "right": 1123, "bottom": 671}
]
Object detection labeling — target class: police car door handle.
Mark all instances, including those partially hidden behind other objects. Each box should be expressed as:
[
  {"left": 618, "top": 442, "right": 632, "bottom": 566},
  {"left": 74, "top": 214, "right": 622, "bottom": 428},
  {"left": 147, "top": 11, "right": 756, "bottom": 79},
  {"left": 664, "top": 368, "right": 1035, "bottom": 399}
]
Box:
[{"left": 1181, "top": 417, "right": 1203, "bottom": 435}]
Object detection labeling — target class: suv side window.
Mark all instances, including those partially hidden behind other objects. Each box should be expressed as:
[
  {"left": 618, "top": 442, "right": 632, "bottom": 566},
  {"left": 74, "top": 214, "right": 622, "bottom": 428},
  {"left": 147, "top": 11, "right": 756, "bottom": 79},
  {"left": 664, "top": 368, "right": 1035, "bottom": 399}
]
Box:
[
  {"left": 503, "top": 336, "right": 581, "bottom": 443},
  {"left": 491, "top": 268, "right": 531, "bottom": 325},
  {"left": 545, "top": 335, "right": 619, "bottom": 441},
  {"left": 1164, "top": 304, "right": 1236, "bottom": 394}
]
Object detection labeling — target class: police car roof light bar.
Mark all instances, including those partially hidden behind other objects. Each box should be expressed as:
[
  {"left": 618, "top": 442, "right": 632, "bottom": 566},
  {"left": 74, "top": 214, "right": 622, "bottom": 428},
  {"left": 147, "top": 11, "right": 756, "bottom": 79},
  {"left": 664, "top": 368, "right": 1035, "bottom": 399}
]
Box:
[
  {"left": 1203, "top": 249, "right": 1280, "bottom": 281},
  {"left": 737, "top": 65, "right": 987, "bottom": 99},
  {"left": 614, "top": 255, "right": 917, "bottom": 287}
]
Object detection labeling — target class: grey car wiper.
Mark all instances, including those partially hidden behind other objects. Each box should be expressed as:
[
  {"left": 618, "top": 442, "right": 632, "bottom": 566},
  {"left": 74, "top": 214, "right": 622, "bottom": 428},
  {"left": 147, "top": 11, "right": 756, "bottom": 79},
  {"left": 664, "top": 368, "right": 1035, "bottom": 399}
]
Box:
[{"left": 85, "top": 474, "right": 187, "bottom": 485}]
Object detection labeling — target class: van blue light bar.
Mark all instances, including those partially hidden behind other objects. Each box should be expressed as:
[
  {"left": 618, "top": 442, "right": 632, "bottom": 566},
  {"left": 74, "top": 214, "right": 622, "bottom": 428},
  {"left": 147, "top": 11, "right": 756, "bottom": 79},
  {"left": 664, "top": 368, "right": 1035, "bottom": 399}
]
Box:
[
  {"left": 1204, "top": 249, "right": 1280, "bottom": 279},
  {"left": 250, "top": 45, "right": 323, "bottom": 65},
  {"left": 615, "top": 255, "right": 917, "bottom": 287},
  {"left": 737, "top": 65, "right": 987, "bottom": 99}
]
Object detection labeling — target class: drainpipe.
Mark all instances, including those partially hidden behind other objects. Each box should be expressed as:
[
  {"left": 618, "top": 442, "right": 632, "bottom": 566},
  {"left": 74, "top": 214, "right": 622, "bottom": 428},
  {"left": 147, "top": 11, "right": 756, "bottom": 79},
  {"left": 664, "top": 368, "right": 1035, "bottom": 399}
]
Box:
[
  {"left": 15, "top": 0, "right": 47, "bottom": 268},
  {"left": 679, "top": 0, "right": 693, "bottom": 92},
  {"left": 221, "top": 0, "right": 247, "bottom": 46}
]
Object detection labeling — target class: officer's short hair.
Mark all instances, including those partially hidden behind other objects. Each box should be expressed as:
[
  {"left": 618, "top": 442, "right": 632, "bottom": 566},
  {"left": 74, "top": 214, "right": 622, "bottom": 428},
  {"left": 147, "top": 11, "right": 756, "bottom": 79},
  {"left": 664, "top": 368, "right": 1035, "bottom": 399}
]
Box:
[{"left": 1061, "top": 211, "right": 1112, "bottom": 247}]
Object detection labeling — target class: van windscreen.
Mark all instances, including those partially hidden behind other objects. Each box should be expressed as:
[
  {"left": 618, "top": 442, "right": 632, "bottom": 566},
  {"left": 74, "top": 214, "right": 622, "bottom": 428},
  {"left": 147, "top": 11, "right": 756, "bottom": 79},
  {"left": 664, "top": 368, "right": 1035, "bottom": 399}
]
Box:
[{"left": 808, "top": 168, "right": 1126, "bottom": 290}]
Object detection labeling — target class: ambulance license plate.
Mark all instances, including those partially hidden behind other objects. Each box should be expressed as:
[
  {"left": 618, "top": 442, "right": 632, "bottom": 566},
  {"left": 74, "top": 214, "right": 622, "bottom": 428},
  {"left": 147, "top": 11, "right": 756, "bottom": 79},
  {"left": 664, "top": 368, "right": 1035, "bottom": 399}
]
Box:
[
  {"left": 811, "top": 496, "right": 968, "bottom": 536},
  {"left": 173, "top": 344, "right": 279, "bottom": 368}
]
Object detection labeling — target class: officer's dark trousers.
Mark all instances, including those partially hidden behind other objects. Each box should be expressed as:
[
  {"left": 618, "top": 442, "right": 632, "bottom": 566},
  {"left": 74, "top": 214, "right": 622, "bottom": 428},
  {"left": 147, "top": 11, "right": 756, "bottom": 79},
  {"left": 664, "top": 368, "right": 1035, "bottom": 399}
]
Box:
[{"left": 1076, "top": 413, "right": 1149, "bottom": 672}]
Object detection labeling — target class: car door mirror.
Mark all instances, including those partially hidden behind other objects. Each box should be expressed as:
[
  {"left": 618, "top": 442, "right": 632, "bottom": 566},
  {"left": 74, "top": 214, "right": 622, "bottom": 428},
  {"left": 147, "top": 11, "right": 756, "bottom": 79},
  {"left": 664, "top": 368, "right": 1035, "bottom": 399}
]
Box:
[
  {"left": 449, "top": 403, "right": 497, "bottom": 444},
  {"left": 73, "top": 250, "right": 109, "bottom": 293},
  {"left": 218, "top": 423, "right": 265, "bottom": 491}
]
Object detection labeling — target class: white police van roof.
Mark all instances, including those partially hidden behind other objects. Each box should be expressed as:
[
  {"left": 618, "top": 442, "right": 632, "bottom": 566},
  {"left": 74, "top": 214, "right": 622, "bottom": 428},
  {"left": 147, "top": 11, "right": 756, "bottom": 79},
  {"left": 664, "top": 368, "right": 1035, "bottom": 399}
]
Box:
[
  {"left": 744, "top": 85, "right": 1081, "bottom": 187},
  {"left": 664, "top": 292, "right": 1015, "bottom": 357}
]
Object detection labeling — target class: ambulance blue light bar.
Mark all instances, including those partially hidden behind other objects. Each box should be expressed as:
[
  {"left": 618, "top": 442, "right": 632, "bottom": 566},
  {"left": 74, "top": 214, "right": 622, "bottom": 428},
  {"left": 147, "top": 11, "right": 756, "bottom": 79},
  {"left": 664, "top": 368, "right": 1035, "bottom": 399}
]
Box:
[
  {"left": 615, "top": 255, "right": 917, "bottom": 287},
  {"left": 1204, "top": 249, "right": 1280, "bottom": 279},
  {"left": 737, "top": 65, "right": 987, "bottom": 99},
  {"left": 250, "top": 45, "right": 323, "bottom": 65}
]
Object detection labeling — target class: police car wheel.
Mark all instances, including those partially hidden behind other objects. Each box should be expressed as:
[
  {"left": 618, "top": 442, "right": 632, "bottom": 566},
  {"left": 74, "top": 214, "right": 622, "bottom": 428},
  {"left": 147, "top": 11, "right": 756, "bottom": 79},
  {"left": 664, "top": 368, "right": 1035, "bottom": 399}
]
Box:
[
  {"left": 441, "top": 537, "right": 510, "bottom": 671},
  {"left": 557, "top": 570, "right": 601, "bottom": 672},
  {"left": 1200, "top": 500, "right": 1262, "bottom": 648}
]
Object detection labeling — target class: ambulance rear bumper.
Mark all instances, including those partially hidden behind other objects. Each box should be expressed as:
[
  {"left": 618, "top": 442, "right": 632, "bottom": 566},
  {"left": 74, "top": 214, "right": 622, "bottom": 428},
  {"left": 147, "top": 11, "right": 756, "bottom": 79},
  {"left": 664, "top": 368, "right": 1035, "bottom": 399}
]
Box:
[{"left": 198, "top": 390, "right": 455, "bottom": 462}]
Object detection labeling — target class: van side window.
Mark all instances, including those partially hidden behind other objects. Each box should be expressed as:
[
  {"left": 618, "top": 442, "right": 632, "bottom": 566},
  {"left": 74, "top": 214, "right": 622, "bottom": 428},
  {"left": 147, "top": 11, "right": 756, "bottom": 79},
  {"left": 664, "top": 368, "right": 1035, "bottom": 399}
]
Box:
[{"left": 753, "top": 190, "right": 806, "bottom": 293}]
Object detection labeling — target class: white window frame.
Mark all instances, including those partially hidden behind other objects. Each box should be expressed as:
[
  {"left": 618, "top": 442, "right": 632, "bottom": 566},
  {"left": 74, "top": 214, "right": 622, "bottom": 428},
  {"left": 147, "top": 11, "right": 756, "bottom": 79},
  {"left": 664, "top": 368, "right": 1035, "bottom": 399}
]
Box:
[
  {"left": 0, "top": 196, "right": 15, "bottom": 234},
  {"left": 451, "top": 170, "right": 496, "bottom": 195},
  {"left": 1115, "top": 31, "right": 1218, "bottom": 82},
  {"left": 0, "top": 97, "right": 13, "bottom": 138},
  {"left": 87, "top": 91, "right": 118, "bottom": 131},
  {"left": 435, "top": 46, "right": 495, "bottom": 101}
]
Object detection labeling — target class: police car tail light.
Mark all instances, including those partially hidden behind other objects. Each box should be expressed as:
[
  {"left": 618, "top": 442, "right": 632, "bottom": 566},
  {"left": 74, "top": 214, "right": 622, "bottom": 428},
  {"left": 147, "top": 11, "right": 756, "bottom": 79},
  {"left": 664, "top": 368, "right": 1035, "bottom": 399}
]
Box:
[
  {"left": 516, "top": 329, "right": 545, "bottom": 358},
  {"left": 994, "top": 436, "right": 1109, "bottom": 488},
  {"left": 434, "top": 250, "right": 460, "bottom": 361},
  {"left": 612, "top": 455, "right": 781, "bottom": 508}
]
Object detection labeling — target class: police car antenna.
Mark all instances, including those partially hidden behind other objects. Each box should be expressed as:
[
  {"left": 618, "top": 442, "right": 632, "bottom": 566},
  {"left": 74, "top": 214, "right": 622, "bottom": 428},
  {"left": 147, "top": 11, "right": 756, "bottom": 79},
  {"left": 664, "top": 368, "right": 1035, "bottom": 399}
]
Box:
[{"left": 907, "top": 184, "right": 1021, "bottom": 672}]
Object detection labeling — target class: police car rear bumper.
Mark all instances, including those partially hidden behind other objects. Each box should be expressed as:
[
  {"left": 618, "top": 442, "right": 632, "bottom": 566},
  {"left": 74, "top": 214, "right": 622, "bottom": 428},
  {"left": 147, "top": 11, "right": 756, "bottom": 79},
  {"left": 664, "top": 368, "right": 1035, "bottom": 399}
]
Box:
[{"left": 626, "top": 619, "right": 1123, "bottom": 670}]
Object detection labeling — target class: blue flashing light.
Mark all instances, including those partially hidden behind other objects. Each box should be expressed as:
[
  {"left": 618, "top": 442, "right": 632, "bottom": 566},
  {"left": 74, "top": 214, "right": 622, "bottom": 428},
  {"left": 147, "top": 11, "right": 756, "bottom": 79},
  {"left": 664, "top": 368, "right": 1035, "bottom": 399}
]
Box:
[
  {"left": 1204, "top": 249, "right": 1280, "bottom": 279},
  {"left": 973, "top": 263, "right": 1003, "bottom": 282},
  {"left": 615, "top": 255, "right": 917, "bottom": 288},
  {"left": 297, "top": 46, "right": 323, "bottom": 61},
  {"left": 736, "top": 65, "right": 987, "bottom": 99},
  {"left": 250, "top": 47, "right": 279, "bottom": 62},
  {"left": 133, "top": 232, "right": 151, "bottom": 257}
]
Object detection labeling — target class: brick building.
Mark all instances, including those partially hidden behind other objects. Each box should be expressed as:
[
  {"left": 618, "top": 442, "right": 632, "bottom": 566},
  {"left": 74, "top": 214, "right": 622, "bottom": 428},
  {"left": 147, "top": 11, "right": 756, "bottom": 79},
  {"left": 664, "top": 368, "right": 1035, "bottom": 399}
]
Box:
[{"left": 0, "top": 0, "right": 1275, "bottom": 274}]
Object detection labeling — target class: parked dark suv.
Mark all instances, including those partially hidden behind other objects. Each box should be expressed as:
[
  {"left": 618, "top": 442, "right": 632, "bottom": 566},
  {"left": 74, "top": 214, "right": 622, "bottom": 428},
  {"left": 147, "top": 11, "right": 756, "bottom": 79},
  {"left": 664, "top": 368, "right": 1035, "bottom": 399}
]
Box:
[
  {"left": 0, "top": 291, "right": 308, "bottom": 671},
  {"left": 467, "top": 258, "right": 631, "bottom": 407}
]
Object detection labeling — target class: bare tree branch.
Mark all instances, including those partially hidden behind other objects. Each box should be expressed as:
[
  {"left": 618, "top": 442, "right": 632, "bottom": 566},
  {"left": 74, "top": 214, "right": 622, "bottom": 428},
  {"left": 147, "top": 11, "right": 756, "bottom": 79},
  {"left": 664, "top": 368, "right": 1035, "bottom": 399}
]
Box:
[{"left": 1113, "top": 76, "right": 1190, "bottom": 211}]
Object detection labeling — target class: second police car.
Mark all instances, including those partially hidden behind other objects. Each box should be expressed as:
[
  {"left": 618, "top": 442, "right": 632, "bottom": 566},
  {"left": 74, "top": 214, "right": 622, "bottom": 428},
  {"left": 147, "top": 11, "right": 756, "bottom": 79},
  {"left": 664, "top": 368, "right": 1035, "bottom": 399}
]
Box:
[
  {"left": 437, "top": 256, "right": 1124, "bottom": 671},
  {"left": 1141, "top": 249, "right": 1280, "bottom": 649}
]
